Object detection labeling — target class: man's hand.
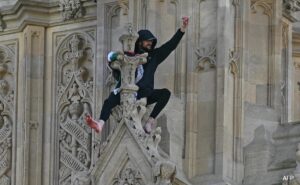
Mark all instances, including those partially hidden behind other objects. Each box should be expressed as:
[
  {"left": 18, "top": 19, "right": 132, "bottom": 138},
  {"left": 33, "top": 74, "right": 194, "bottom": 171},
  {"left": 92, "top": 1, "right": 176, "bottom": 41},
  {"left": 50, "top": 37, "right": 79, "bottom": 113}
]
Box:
[{"left": 180, "top": 16, "right": 189, "bottom": 32}]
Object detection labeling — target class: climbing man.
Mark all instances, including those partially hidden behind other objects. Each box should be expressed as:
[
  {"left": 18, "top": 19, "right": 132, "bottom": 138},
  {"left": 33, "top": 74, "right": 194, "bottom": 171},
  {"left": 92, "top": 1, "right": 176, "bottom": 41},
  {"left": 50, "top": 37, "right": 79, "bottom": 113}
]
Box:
[{"left": 86, "top": 16, "right": 189, "bottom": 134}]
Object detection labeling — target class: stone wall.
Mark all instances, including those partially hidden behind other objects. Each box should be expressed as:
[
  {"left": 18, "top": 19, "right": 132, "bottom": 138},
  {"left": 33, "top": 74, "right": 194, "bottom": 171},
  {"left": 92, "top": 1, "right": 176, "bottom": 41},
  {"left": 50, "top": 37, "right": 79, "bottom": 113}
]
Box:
[{"left": 1, "top": 0, "right": 300, "bottom": 185}]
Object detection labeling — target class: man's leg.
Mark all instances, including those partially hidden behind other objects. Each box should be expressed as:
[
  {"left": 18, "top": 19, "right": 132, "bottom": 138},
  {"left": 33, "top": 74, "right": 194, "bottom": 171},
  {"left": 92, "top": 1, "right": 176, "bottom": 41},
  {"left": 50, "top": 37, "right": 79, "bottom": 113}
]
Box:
[
  {"left": 99, "top": 92, "right": 121, "bottom": 121},
  {"left": 146, "top": 88, "right": 171, "bottom": 118},
  {"left": 85, "top": 92, "right": 120, "bottom": 133},
  {"left": 138, "top": 88, "right": 171, "bottom": 133}
]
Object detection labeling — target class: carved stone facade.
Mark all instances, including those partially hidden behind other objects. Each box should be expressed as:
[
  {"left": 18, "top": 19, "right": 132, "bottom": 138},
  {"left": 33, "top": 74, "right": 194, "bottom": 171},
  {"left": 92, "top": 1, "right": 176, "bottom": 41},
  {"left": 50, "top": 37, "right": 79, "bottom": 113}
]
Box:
[
  {"left": 55, "top": 32, "right": 95, "bottom": 184},
  {"left": 2, "top": 0, "right": 300, "bottom": 185},
  {"left": 0, "top": 43, "right": 16, "bottom": 185},
  {"left": 59, "top": 0, "right": 83, "bottom": 20}
]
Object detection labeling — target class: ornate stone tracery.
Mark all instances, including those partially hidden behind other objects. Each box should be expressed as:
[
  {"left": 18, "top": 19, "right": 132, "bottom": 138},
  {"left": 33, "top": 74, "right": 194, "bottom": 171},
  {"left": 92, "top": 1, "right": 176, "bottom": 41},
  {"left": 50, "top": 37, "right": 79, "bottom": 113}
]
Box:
[
  {"left": 0, "top": 44, "right": 15, "bottom": 185},
  {"left": 55, "top": 32, "right": 95, "bottom": 185},
  {"left": 0, "top": 102, "right": 12, "bottom": 185}
]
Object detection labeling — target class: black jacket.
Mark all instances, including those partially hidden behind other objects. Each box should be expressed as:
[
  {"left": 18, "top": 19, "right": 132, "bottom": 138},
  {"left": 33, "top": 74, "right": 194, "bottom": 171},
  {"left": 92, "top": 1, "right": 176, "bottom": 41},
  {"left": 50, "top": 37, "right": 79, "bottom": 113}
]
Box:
[
  {"left": 111, "top": 28, "right": 185, "bottom": 92},
  {"left": 134, "top": 28, "right": 185, "bottom": 90}
]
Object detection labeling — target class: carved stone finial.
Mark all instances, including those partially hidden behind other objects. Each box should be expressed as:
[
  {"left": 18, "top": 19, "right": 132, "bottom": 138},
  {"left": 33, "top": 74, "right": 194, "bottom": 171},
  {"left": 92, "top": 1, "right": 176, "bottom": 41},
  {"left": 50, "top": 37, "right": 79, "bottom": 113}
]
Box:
[
  {"left": 119, "top": 28, "right": 138, "bottom": 52},
  {"left": 105, "top": 28, "right": 148, "bottom": 133},
  {"left": 109, "top": 52, "right": 148, "bottom": 117},
  {"left": 127, "top": 23, "right": 133, "bottom": 36}
]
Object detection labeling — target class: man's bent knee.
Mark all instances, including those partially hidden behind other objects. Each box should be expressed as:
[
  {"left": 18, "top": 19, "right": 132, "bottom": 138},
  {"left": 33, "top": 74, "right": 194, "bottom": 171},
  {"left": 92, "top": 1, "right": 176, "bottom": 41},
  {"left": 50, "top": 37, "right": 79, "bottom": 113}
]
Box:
[{"left": 162, "top": 88, "right": 171, "bottom": 99}]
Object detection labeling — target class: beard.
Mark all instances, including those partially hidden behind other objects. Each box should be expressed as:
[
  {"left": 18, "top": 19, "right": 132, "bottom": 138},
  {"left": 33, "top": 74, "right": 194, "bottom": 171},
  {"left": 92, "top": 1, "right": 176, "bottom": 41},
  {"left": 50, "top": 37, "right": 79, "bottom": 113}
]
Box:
[
  {"left": 137, "top": 41, "right": 153, "bottom": 53},
  {"left": 142, "top": 46, "right": 151, "bottom": 52},
  {"left": 137, "top": 46, "right": 150, "bottom": 53},
  {"left": 141, "top": 44, "right": 153, "bottom": 52}
]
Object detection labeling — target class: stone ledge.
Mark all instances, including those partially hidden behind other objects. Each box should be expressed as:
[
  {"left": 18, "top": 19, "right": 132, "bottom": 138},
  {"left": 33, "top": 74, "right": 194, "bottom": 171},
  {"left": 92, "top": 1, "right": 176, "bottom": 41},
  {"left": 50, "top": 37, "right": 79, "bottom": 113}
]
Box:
[
  {"left": 0, "top": 0, "right": 96, "bottom": 36},
  {"left": 273, "top": 121, "right": 300, "bottom": 140}
]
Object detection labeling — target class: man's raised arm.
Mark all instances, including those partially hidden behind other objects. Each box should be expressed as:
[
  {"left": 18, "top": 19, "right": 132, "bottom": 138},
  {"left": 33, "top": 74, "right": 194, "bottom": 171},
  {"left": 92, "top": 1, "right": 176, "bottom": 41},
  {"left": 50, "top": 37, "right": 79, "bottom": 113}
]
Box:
[{"left": 155, "top": 16, "right": 189, "bottom": 64}]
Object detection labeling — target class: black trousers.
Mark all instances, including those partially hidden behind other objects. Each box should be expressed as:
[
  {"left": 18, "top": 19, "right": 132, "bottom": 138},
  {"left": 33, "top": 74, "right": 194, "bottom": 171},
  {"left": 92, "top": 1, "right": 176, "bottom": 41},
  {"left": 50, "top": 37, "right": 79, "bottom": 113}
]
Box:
[{"left": 99, "top": 88, "right": 171, "bottom": 121}]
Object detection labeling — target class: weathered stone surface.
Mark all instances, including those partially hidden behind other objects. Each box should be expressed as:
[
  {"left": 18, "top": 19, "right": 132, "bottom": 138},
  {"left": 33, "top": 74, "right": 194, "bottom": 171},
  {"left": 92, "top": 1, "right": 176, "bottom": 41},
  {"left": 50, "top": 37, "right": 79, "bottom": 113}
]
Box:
[{"left": 1, "top": 0, "right": 300, "bottom": 185}]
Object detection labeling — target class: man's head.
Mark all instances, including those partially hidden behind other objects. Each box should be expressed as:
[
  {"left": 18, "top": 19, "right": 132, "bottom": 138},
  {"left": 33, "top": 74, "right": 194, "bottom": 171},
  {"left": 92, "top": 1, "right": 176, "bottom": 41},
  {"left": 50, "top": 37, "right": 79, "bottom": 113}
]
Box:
[{"left": 134, "top": 29, "right": 157, "bottom": 54}]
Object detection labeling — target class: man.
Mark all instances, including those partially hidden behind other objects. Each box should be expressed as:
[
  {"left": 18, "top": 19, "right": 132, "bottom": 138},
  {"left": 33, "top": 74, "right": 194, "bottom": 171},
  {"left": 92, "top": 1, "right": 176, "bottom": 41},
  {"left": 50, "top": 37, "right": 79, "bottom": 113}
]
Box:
[{"left": 86, "top": 16, "right": 189, "bottom": 134}]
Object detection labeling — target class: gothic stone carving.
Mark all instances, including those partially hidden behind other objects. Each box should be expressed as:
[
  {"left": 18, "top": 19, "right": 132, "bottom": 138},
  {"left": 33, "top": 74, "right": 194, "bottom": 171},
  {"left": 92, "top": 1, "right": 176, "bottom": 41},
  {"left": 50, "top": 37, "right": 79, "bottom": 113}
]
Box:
[
  {"left": 0, "top": 45, "right": 16, "bottom": 185},
  {"left": 250, "top": 0, "right": 273, "bottom": 16},
  {"left": 283, "top": 0, "right": 300, "bottom": 14},
  {"left": 113, "top": 167, "right": 144, "bottom": 185},
  {"left": 56, "top": 32, "right": 94, "bottom": 184},
  {"left": 59, "top": 0, "right": 83, "bottom": 21},
  {"left": 70, "top": 171, "right": 91, "bottom": 185},
  {"left": 195, "top": 47, "right": 216, "bottom": 72},
  {"left": 0, "top": 104, "right": 12, "bottom": 185},
  {"left": 153, "top": 161, "right": 176, "bottom": 185}
]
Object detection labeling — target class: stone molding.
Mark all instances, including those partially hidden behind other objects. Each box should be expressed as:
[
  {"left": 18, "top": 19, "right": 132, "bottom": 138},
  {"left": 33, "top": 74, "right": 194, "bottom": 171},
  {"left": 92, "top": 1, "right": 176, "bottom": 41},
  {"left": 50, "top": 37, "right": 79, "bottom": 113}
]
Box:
[{"left": 0, "top": 0, "right": 96, "bottom": 35}]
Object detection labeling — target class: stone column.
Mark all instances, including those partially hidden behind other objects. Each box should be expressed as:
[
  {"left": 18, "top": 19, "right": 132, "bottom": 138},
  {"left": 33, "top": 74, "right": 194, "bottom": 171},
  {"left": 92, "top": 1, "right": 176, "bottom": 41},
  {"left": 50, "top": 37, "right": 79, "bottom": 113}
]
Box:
[
  {"left": 109, "top": 31, "right": 148, "bottom": 131},
  {"left": 22, "top": 25, "right": 45, "bottom": 185}
]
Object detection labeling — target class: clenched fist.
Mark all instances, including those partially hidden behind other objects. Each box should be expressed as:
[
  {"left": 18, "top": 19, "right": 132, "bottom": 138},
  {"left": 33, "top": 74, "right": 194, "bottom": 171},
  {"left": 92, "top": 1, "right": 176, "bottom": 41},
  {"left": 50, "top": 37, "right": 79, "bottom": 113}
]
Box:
[{"left": 180, "top": 16, "right": 189, "bottom": 32}]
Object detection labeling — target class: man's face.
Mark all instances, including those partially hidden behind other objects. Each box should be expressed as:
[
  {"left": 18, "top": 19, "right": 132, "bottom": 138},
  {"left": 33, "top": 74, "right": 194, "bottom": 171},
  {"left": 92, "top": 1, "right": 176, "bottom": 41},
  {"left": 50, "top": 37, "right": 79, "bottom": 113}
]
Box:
[{"left": 141, "top": 40, "right": 153, "bottom": 51}]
